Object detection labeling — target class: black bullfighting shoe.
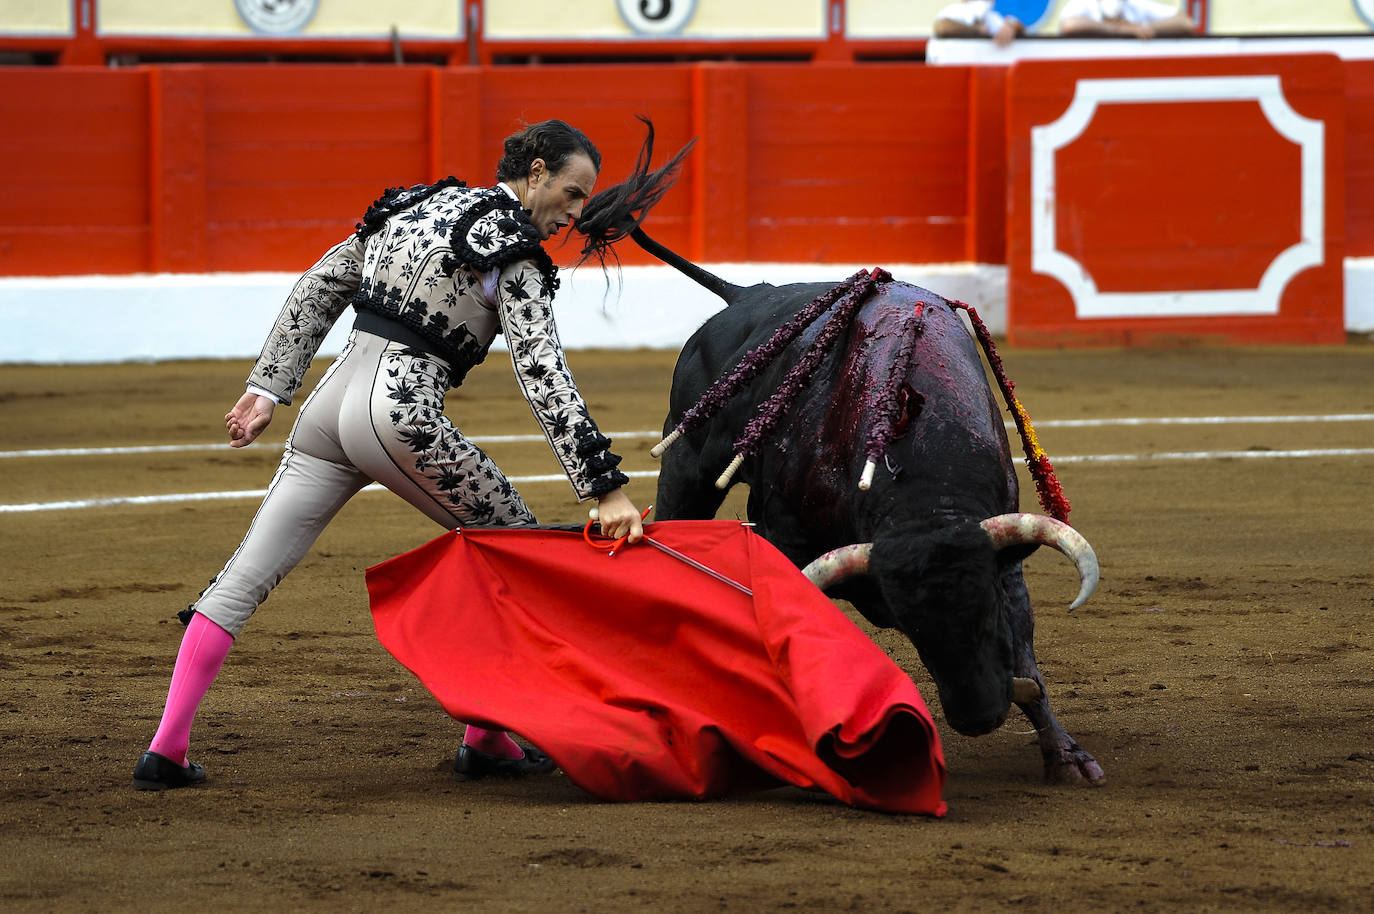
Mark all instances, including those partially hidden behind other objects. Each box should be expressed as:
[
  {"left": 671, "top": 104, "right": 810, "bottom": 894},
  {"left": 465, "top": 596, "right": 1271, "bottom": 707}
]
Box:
[
  {"left": 132, "top": 750, "right": 207, "bottom": 790},
  {"left": 452, "top": 743, "right": 557, "bottom": 781}
]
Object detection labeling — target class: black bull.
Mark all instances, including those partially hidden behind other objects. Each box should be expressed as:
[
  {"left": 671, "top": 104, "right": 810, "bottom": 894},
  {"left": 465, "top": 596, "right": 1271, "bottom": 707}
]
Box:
[{"left": 638, "top": 232, "right": 1104, "bottom": 784}]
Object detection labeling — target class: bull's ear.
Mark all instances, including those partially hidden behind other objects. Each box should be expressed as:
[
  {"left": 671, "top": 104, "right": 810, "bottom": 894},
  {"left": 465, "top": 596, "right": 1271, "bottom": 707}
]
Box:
[{"left": 996, "top": 543, "right": 1040, "bottom": 564}]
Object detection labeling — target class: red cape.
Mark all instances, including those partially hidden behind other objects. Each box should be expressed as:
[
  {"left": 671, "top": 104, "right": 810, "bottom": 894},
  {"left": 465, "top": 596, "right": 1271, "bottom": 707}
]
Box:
[{"left": 365, "top": 520, "right": 946, "bottom": 815}]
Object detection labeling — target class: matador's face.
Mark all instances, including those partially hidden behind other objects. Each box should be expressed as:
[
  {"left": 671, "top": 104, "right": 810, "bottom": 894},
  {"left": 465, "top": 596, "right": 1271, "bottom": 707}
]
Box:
[{"left": 523, "top": 153, "right": 598, "bottom": 241}]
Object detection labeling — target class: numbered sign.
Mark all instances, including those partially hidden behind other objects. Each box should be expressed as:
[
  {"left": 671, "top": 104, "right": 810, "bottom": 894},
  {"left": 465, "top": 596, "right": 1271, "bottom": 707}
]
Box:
[
  {"left": 234, "top": 0, "right": 319, "bottom": 34},
  {"left": 616, "top": 0, "right": 699, "bottom": 35}
]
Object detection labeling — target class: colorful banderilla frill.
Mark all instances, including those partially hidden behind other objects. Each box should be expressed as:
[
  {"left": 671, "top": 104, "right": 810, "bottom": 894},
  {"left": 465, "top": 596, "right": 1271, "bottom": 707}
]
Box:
[{"left": 652, "top": 275, "right": 1073, "bottom": 524}]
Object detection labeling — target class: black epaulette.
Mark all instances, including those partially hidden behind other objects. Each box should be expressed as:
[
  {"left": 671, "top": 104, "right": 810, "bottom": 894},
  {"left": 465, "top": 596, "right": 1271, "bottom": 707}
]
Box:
[
  {"left": 355, "top": 176, "right": 468, "bottom": 240},
  {"left": 444, "top": 189, "right": 559, "bottom": 292}
]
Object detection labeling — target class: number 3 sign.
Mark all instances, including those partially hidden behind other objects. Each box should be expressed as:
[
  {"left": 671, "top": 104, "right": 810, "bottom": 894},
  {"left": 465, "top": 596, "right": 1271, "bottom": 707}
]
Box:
[{"left": 616, "top": 0, "right": 698, "bottom": 35}]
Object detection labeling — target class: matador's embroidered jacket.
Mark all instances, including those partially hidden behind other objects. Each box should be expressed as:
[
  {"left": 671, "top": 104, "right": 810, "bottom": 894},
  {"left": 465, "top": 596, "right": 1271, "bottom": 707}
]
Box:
[{"left": 246, "top": 178, "right": 629, "bottom": 501}]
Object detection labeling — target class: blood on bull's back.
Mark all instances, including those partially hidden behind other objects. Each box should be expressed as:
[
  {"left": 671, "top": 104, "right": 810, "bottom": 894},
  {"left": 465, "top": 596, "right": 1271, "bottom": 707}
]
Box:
[{"left": 767, "top": 281, "right": 1019, "bottom": 543}]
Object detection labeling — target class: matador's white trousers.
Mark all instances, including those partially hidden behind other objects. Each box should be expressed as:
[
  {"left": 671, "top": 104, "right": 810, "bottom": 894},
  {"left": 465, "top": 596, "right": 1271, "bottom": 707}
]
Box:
[{"left": 192, "top": 330, "right": 534, "bottom": 637}]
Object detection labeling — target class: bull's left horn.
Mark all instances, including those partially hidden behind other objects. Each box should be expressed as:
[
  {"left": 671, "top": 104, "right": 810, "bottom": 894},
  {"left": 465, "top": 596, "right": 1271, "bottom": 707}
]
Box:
[
  {"left": 979, "top": 513, "right": 1099, "bottom": 611},
  {"left": 801, "top": 543, "right": 872, "bottom": 591}
]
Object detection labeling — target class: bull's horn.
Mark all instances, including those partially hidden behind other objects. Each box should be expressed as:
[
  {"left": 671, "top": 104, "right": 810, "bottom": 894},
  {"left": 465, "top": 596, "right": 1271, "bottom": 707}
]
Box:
[
  {"left": 1012, "top": 677, "right": 1042, "bottom": 704},
  {"left": 801, "top": 543, "right": 872, "bottom": 591},
  {"left": 979, "top": 513, "right": 1099, "bottom": 611}
]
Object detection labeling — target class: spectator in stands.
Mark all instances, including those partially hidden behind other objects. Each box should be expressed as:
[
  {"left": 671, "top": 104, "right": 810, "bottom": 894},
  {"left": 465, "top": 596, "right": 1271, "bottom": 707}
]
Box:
[
  {"left": 933, "top": 1, "right": 1026, "bottom": 47},
  {"left": 1058, "top": 0, "right": 1196, "bottom": 38}
]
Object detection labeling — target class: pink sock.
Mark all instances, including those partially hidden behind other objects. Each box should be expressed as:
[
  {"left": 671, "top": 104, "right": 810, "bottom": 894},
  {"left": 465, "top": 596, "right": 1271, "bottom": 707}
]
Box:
[
  {"left": 147, "top": 613, "right": 233, "bottom": 766},
  {"left": 462, "top": 725, "right": 523, "bottom": 759}
]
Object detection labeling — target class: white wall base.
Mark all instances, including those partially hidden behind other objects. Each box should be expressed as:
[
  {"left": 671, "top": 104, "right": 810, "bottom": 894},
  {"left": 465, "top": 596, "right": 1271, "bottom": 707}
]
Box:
[
  {"left": 0, "top": 262, "right": 1006, "bottom": 364},
  {"left": 4, "top": 257, "right": 1367, "bottom": 365},
  {"left": 1346, "top": 257, "right": 1374, "bottom": 334}
]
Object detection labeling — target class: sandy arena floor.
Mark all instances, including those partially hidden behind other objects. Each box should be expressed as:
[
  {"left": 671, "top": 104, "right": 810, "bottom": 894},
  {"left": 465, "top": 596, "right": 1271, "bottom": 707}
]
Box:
[{"left": 1, "top": 338, "right": 1372, "bottom": 913}]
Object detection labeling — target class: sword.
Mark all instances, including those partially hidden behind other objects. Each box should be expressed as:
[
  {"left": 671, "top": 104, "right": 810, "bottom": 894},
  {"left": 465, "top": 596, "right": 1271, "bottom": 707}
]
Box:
[
  {"left": 638, "top": 535, "right": 753, "bottom": 597},
  {"left": 588, "top": 507, "right": 753, "bottom": 596}
]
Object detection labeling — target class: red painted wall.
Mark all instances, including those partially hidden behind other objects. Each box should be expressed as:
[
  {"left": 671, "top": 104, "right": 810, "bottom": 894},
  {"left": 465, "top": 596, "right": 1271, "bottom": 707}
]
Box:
[
  {"left": 1, "top": 69, "right": 149, "bottom": 274},
  {"left": 0, "top": 62, "right": 971, "bottom": 277},
  {"left": 0, "top": 58, "right": 1370, "bottom": 278},
  {"left": 739, "top": 65, "right": 970, "bottom": 263},
  {"left": 1345, "top": 59, "right": 1374, "bottom": 259},
  {"left": 1006, "top": 54, "right": 1346, "bottom": 346}
]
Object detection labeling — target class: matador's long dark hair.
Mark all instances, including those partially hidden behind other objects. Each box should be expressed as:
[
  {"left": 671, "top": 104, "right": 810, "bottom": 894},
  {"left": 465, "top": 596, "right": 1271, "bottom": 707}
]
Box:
[
  {"left": 574, "top": 116, "right": 695, "bottom": 270},
  {"left": 496, "top": 119, "right": 602, "bottom": 184}
]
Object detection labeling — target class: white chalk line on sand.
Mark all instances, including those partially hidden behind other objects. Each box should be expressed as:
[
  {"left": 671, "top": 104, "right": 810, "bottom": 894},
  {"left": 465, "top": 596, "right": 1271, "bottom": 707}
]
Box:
[
  {"left": 5, "top": 448, "right": 1374, "bottom": 514},
  {"left": 0, "top": 431, "right": 665, "bottom": 460},
  {"left": 2, "top": 413, "right": 1371, "bottom": 461},
  {"left": 2, "top": 415, "right": 1371, "bottom": 513},
  {"left": 1, "top": 470, "right": 662, "bottom": 514}
]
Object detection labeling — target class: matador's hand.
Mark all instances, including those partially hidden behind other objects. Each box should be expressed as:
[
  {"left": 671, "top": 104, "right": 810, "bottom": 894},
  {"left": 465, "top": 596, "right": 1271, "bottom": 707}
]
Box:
[
  {"left": 592, "top": 487, "right": 645, "bottom": 545},
  {"left": 226, "top": 391, "right": 275, "bottom": 448}
]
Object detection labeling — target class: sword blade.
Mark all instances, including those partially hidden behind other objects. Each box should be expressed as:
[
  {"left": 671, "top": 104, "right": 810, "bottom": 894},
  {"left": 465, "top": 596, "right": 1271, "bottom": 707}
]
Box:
[{"left": 642, "top": 535, "right": 753, "bottom": 596}]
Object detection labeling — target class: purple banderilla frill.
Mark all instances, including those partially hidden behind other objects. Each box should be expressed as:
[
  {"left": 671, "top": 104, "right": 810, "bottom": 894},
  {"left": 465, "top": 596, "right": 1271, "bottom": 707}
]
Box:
[
  {"left": 858, "top": 302, "right": 926, "bottom": 490},
  {"left": 654, "top": 268, "right": 915, "bottom": 490}
]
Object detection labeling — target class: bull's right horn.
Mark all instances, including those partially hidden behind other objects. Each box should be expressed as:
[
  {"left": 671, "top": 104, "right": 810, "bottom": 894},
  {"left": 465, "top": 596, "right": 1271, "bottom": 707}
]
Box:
[
  {"left": 801, "top": 543, "right": 872, "bottom": 591},
  {"left": 979, "top": 513, "right": 1099, "bottom": 611}
]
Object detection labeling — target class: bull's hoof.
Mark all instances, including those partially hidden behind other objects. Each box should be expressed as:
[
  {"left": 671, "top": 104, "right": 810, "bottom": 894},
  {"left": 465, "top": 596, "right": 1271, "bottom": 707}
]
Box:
[{"left": 1043, "top": 747, "right": 1105, "bottom": 785}]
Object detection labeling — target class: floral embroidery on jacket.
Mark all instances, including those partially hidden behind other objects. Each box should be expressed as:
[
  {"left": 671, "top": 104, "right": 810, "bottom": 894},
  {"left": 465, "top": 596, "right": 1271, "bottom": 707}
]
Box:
[{"left": 246, "top": 179, "right": 627, "bottom": 501}]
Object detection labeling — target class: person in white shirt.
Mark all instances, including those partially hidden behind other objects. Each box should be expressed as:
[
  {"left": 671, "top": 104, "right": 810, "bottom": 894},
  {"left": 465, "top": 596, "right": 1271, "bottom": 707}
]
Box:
[
  {"left": 1058, "top": 0, "right": 1196, "bottom": 38},
  {"left": 933, "top": 1, "right": 1026, "bottom": 47}
]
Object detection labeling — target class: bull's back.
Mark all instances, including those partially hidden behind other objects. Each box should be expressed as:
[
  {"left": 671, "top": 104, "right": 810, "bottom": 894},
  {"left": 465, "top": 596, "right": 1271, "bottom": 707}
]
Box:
[
  {"left": 765, "top": 281, "right": 1019, "bottom": 542},
  {"left": 668, "top": 281, "right": 834, "bottom": 415}
]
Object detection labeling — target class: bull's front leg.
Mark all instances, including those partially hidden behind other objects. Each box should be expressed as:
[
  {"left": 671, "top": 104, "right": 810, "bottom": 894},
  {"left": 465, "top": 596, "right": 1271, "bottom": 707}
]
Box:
[
  {"left": 654, "top": 438, "right": 731, "bottom": 521},
  {"left": 1002, "top": 563, "right": 1105, "bottom": 784}
]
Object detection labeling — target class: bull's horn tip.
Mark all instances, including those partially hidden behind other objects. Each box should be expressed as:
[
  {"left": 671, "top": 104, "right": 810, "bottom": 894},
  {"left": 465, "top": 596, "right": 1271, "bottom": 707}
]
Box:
[{"left": 1068, "top": 582, "right": 1097, "bottom": 611}]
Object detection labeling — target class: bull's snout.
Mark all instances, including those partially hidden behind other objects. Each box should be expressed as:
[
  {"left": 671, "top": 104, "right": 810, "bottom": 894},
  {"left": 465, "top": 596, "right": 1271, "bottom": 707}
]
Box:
[
  {"left": 944, "top": 705, "right": 1009, "bottom": 737},
  {"left": 934, "top": 681, "right": 1011, "bottom": 736},
  {"left": 937, "top": 675, "right": 1033, "bottom": 737}
]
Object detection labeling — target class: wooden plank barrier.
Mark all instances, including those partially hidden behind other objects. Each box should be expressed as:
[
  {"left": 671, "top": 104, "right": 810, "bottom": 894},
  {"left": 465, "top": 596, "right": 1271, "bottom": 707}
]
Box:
[
  {"left": 0, "top": 62, "right": 971, "bottom": 276},
  {"left": 1006, "top": 54, "right": 1347, "bottom": 345},
  {"left": 1, "top": 56, "right": 1371, "bottom": 347}
]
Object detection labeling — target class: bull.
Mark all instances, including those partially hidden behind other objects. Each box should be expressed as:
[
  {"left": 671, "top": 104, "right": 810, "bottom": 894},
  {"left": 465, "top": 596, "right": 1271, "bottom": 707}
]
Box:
[{"left": 632, "top": 230, "right": 1104, "bottom": 784}]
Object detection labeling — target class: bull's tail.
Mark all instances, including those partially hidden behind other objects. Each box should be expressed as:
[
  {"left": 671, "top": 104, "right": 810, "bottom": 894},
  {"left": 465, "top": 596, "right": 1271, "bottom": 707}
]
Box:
[
  {"left": 631, "top": 227, "right": 743, "bottom": 304},
  {"left": 575, "top": 117, "right": 694, "bottom": 271}
]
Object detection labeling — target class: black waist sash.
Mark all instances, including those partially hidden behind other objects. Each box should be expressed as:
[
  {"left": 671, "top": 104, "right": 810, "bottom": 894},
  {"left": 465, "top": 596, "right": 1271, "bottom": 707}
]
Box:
[{"left": 352, "top": 310, "right": 446, "bottom": 361}]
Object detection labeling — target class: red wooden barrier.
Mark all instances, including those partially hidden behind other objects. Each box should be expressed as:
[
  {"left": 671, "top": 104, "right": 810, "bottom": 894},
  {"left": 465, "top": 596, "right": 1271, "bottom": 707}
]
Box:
[
  {"left": 1006, "top": 54, "right": 1346, "bottom": 346},
  {"left": 2, "top": 56, "right": 1371, "bottom": 310},
  {"left": 1345, "top": 59, "right": 1374, "bottom": 259},
  {"left": 741, "top": 64, "right": 970, "bottom": 263},
  {"left": 0, "top": 69, "right": 149, "bottom": 273},
  {"left": 0, "top": 62, "right": 972, "bottom": 276}
]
